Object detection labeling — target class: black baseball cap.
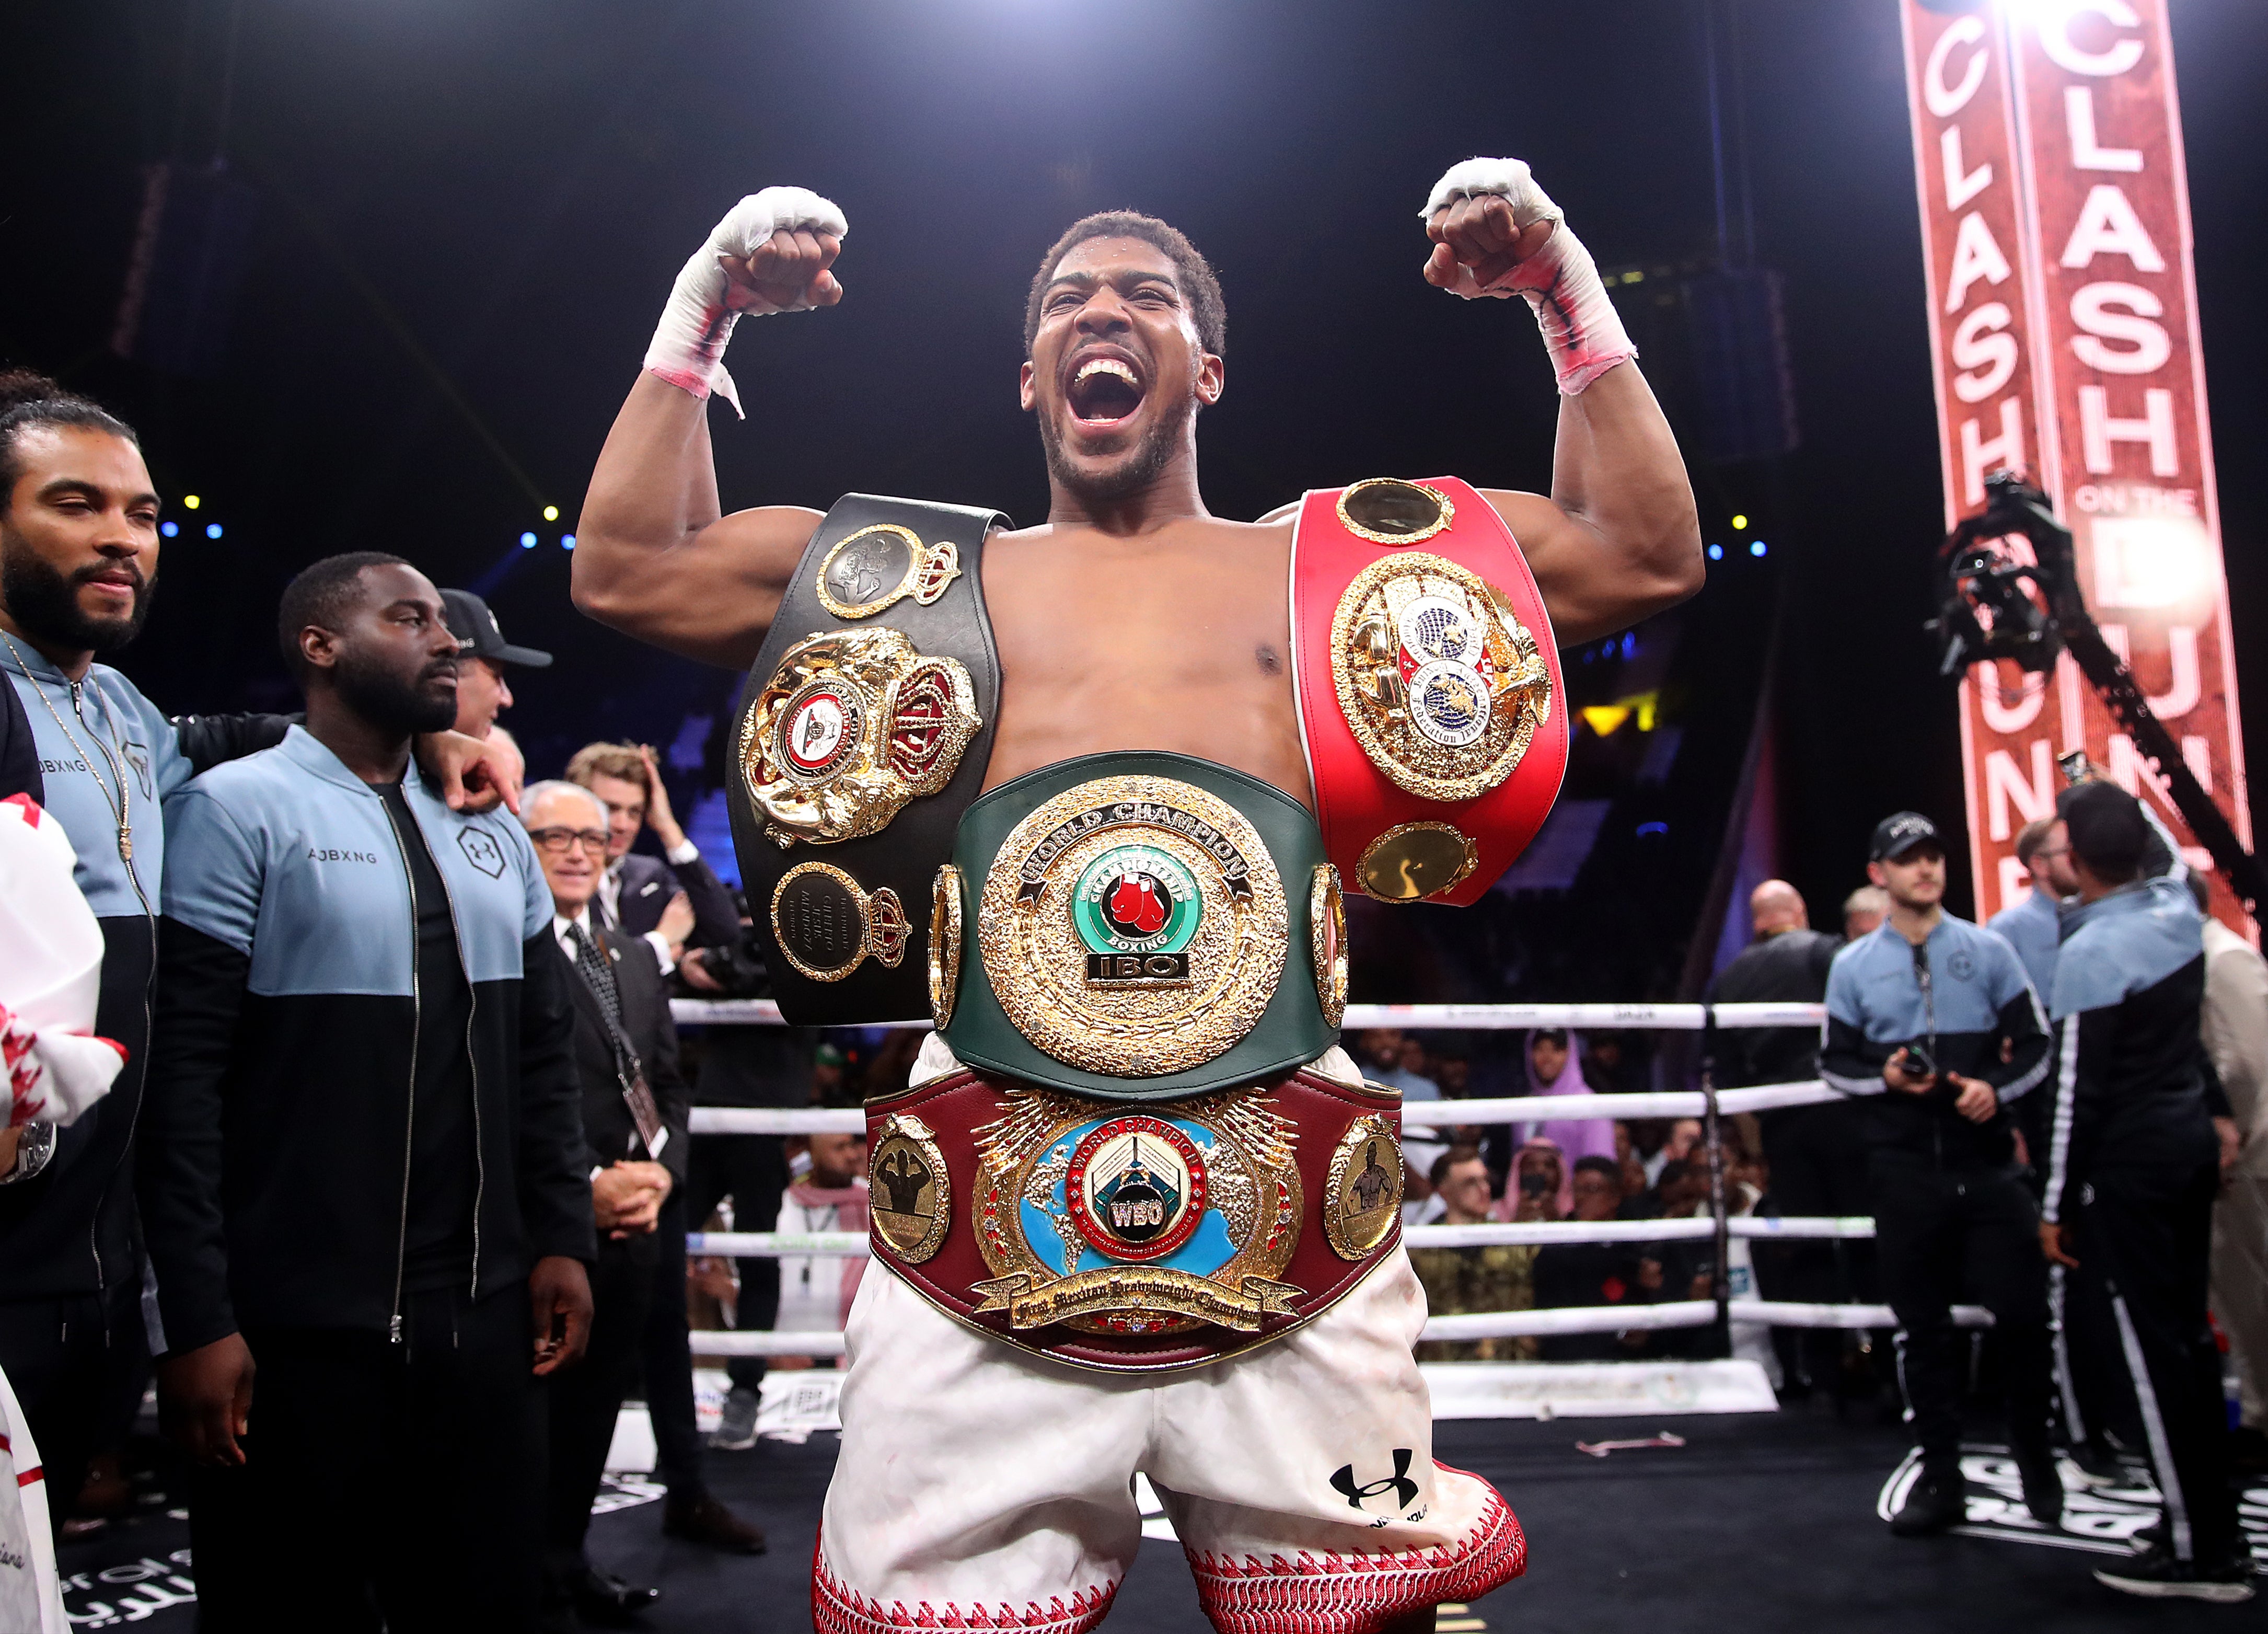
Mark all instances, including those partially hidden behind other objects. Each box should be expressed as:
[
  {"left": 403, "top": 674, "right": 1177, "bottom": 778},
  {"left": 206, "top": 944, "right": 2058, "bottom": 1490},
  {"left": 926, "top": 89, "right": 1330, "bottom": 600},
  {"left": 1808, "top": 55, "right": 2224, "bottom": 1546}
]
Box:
[
  {"left": 441, "top": 589, "right": 552, "bottom": 668},
  {"left": 1869, "top": 811, "right": 1944, "bottom": 862}
]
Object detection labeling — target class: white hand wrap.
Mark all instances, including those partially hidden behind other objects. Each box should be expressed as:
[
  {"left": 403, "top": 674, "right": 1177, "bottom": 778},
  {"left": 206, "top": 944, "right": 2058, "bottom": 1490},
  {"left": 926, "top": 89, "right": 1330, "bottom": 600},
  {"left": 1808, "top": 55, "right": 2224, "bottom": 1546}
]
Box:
[
  {"left": 1422, "top": 158, "right": 1636, "bottom": 396},
  {"left": 643, "top": 186, "right": 848, "bottom": 418}
]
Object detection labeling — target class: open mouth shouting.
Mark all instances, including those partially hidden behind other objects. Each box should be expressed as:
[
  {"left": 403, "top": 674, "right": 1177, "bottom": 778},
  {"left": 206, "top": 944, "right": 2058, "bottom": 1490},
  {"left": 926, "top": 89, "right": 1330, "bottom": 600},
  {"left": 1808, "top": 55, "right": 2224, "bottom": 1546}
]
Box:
[{"left": 1064, "top": 349, "right": 1148, "bottom": 432}]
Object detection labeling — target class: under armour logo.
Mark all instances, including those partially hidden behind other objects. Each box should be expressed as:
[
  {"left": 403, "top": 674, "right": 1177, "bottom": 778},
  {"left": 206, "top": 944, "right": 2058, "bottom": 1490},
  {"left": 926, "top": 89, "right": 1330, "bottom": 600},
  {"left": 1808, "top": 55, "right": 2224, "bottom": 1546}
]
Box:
[{"left": 1330, "top": 1448, "right": 1418, "bottom": 1512}]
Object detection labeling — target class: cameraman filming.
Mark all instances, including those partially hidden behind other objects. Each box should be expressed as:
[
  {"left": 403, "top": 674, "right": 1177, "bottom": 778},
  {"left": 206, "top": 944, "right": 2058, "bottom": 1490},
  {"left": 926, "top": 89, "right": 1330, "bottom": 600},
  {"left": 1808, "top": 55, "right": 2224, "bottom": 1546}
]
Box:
[{"left": 1819, "top": 812, "right": 2056, "bottom": 1538}]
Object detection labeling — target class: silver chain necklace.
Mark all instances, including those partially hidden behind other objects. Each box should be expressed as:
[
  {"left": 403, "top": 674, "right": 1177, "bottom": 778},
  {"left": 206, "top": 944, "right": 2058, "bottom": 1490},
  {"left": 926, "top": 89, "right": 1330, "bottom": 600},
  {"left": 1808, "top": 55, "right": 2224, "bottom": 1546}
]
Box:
[{"left": 1, "top": 631, "right": 135, "bottom": 865}]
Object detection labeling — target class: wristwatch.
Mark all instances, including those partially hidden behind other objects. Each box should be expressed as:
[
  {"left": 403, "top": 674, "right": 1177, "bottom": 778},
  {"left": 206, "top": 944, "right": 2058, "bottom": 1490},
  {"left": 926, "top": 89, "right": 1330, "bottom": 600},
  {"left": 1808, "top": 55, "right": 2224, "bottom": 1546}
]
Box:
[{"left": 0, "top": 1124, "right": 57, "bottom": 1185}]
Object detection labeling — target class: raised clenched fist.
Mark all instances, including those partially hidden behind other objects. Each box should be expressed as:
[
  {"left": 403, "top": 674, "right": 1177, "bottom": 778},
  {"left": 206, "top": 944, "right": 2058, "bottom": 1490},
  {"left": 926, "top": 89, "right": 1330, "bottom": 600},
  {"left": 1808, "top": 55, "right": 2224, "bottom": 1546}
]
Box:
[{"left": 1420, "top": 158, "right": 1563, "bottom": 300}]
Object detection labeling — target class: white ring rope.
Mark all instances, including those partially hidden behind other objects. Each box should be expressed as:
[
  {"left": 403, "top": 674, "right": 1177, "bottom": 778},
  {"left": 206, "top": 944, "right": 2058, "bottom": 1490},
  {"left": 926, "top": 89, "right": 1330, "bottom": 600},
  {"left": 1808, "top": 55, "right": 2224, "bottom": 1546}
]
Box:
[
  {"left": 672, "top": 1000, "right": 1938, "bottom": 1361},
  {"left": 687, "top": 1079, "right": 1850, "bottom": 1137},
  {"left": 672, "top": 999, "right": 1827, "bottom": 1033}
]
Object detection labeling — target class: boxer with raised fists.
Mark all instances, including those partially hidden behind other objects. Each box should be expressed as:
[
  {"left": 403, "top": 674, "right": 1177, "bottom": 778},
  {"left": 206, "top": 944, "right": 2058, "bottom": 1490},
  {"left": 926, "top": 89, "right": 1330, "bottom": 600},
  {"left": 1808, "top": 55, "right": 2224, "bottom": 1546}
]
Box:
[{"left": 576, "top": 162, "right": 1700, "bottom": 1634}]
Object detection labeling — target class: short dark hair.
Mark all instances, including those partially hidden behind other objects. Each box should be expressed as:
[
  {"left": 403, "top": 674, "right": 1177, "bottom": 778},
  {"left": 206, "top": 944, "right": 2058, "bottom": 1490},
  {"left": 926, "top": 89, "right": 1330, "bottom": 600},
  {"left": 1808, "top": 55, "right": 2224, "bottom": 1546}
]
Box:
[
  {"left": 1656, "top": 1158, "right": 1692, "bottom": 1189},
  {"left": 0, "top": 370, "right": 139, "bottom": 509},
  {"left": 1024, "top": 212, "right": 1226, "bottom": 360},
  {"left": 2058, "top": 780, "right": 2149, "bottom": 883},
  {"left": 1573, "top": 1155, "right": 1621, "bottom": 1183},
  {"left": 2013, "top": 815, "right": 2057, "bottom": 870},
  {"left": 277, "top": 552, "right": 410, "bottom": 680},
  {"left": 1430, "top": 1143, "right": 1485, "bottom": 1190}
]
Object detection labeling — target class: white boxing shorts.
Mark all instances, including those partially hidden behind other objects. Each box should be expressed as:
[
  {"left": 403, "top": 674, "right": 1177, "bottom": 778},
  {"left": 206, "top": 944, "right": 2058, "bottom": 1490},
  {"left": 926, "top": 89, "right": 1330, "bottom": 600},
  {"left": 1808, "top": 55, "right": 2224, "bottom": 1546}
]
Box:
[{"left": 813, "top": 1040, "right": 1525, "bottom": 1634}]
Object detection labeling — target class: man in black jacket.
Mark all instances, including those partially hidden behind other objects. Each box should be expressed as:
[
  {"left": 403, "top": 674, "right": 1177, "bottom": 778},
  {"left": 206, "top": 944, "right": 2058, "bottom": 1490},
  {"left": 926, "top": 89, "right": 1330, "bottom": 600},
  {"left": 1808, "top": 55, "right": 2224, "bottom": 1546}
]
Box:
[
  {"left": 1819, "top": 812, "right": 2056, "bottom": 1538},
  {"left": 139, "top": 554, "right": 594, "bottom": 1630},
  {"left": 523, "top": 778, "right": 689, "bottom": 1625},
  {"left": 2041, "top": 783, "right": 2250, "bottom": 1602},
  {"left": 0, "top": 375, "right": 515, "bottom": 1535},
  {"left": 1706, "top": 879, "right": 1871, "bottom": 1398}
]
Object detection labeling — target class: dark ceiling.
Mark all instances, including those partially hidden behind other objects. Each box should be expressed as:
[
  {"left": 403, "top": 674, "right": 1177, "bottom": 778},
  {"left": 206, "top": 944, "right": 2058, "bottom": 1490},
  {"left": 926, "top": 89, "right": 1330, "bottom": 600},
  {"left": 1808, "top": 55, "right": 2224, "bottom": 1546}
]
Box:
[{"left": 5, "top": 0, "right": 2264, "bottom": 933}]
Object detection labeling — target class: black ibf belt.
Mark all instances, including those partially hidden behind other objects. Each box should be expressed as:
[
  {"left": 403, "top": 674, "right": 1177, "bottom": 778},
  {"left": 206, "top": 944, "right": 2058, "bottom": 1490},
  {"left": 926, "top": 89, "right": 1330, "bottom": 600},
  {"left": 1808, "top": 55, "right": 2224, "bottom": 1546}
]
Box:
[{"left": 728, "top": 494, "right": 1010, "bottom": 1023}]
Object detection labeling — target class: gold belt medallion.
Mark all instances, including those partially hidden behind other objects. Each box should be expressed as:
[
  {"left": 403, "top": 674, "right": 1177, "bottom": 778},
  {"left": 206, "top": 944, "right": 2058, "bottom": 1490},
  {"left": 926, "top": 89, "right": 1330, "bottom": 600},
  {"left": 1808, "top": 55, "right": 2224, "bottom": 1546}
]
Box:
[
  {"left": 1323, "top": 1114, "right": 1404, "bottom": 1260},
  {"left": 815, "top": 522, "right": 963, "bottom": 619},
  {"left": 1330, "top": 552, "right": 1553, "bottom": 802},
  {"left": 770, "top": 861, "right": 909, "bottom": 982},
  {"left": 975, "top": 775, "right": 1288, "bottom": 1077},
  {"left": 739, "top": 628, "right": 981, "bottom": 848},
  {"left": 970, "top": 1084, "right": 1304, "bottom": 1336},
  {"left": 870, "top": 1113, "right": 951, "bottom": 1264}
]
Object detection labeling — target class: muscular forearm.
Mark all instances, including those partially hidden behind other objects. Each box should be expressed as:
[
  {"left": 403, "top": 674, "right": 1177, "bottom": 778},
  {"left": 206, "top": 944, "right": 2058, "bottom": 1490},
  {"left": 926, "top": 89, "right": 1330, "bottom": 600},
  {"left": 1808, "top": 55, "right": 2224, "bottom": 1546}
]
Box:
[
  {"left": 572, "top": 190, "right": 844, "bottom": 667},
  {"left": 1538, "top": 363, "right": 1700, "bottom": 640}
]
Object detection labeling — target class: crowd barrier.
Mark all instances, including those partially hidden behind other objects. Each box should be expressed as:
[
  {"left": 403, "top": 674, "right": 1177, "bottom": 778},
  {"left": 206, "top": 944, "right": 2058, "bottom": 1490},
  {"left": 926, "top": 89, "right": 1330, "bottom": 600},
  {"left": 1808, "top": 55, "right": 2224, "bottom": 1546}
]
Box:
[{"left": 667, "top": 1000, "right": 1974, "bottom": 1371}]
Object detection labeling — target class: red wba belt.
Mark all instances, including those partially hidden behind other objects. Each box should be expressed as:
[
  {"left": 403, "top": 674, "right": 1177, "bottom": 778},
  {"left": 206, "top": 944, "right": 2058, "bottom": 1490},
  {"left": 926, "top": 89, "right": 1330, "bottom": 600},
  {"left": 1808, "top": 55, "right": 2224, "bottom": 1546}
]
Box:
[
  {"left": 1291, "top": 477, "right": 1567, "bottom": 905},
  {"left": 863, "top": 1066, "right": 1407, "bottom": 1372}
]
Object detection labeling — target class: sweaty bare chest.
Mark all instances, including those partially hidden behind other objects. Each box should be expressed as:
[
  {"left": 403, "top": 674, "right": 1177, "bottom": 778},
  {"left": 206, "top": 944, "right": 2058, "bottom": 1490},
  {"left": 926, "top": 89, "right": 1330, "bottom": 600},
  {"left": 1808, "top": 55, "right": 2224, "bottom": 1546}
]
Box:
[{"left": 978, "top": 539, "right": 1312, "bottom": 803}]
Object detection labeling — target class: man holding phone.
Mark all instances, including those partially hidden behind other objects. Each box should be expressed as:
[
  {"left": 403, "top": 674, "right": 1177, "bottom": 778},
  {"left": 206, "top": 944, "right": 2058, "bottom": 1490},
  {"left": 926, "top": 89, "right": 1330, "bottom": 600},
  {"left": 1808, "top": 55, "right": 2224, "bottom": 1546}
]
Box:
[{"left": 1819, "top": 812, "right": 2056, "bottom": 1539}]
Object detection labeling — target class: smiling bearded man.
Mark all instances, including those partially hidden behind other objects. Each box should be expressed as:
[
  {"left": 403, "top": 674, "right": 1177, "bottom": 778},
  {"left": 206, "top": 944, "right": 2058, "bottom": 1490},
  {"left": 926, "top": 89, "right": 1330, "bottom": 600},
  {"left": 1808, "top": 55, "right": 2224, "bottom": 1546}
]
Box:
[{"left": 574, "top": 159, "right": 1702, "bottom": 1634}]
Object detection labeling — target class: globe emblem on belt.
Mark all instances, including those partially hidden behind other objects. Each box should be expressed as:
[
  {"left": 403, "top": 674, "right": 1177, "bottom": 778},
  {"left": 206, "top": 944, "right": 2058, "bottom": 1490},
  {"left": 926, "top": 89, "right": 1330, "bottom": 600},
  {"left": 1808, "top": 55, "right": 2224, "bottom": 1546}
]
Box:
[
  {"left": 1064, "top": 1116, "right": 1208, "bottom": 1262},
  {"left": 1398, "top": 593, "right": 1479, "bottom": 665},
  {"left": 1409, "top": 660, "right": 1491, "bottom": 747},
  {"left": 1073, "top": 844, "right": 1200, "bottom": 984}
]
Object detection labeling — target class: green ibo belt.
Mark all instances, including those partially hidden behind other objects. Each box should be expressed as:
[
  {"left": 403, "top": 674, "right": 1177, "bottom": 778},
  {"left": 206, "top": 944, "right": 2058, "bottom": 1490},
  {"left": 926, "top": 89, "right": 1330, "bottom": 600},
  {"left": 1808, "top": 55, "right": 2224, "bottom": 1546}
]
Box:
[{"left": 931, "top": 752, "right": 1347, "bottom": 1101}]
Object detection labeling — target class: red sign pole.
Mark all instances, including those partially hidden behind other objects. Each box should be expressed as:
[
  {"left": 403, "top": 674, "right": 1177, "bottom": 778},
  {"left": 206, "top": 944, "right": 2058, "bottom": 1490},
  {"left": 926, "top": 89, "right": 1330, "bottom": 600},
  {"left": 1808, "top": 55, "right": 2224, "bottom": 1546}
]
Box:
[{"left": 1902, "top": 0, "right": 2251, "bottom": 929}]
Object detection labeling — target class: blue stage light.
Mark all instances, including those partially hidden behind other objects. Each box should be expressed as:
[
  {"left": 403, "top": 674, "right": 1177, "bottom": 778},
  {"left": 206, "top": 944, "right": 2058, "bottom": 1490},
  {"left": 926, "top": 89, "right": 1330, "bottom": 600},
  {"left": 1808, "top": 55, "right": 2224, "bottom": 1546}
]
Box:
[
  {"left": 561, "top": 534, "right": 576, "bottom": 550},
  {"left": 1621, "top": 632, "right": 1636, "bottom": 658},
  {"left": 1707, "top": 543, "right": 1723, "bottom": 561},
  {"left": 1750, "top": 539, "right": 1767, "bottom": 557},
  {"left": 160, "top": 521, "right": 179, "bottom": 537},
  {"left": 1636, "top": 821, "right": 1669, "bottom": 837},
  {"left": 205, "top": 523, "right": 223, "bottom": 539},
  {"left": 519, "top": 531, "right": 537, "bottom": 548}
]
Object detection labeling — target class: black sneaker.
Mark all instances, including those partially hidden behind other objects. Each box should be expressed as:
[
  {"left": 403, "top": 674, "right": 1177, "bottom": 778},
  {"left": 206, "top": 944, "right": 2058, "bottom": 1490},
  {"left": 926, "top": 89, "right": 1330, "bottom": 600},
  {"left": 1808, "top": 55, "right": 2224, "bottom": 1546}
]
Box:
[
  {"left": 1890, "top": 1470, "right": 1965, "bottom": 1537},
  {"left": 2012, "top": 1447, "right": 2063, "bottom": 1527},
  {"left": 2093, "top": 1542, "right": 2255, "bottom": 1604}
]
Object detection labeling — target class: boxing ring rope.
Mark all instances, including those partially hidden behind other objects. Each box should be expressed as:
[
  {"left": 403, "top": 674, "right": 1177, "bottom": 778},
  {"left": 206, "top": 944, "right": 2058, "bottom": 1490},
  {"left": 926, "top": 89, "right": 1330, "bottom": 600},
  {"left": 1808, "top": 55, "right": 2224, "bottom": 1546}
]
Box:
[{"left": 669, "top": 1000, "right": 1970, "bottom": 1359}]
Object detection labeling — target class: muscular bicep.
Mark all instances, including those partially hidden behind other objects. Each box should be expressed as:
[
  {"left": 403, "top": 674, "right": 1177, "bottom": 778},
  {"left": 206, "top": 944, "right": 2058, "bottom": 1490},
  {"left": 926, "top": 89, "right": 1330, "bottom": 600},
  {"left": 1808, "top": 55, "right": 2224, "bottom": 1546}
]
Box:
[
  {"left": 572, "top": 371, "right": 822, "bottom": 669},
  {"left": 577, "top": 503, "right": 821, "bottom": 670},
  {"left": 1481, "top": 488, "right": 1695, "bottom": 646}
]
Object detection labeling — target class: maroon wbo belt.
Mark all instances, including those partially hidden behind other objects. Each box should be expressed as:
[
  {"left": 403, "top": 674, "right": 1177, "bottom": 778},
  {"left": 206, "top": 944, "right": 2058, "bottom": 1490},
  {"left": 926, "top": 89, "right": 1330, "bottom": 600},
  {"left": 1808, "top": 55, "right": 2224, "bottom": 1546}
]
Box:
[{"left": 864, "top": 1064, "right": 1408, "bottom": 1372}]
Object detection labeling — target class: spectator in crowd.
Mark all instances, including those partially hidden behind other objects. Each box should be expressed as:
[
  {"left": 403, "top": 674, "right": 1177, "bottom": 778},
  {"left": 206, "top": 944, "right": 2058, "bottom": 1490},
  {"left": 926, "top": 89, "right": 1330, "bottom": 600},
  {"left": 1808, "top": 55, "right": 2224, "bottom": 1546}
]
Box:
[
  {"left": 439, "top": 588, "right": 549, "bottom": 747},
  {"left": 140, "top": 554, "right": 593, "bottom": 1627},
  {"left": 0, "top": 378, "right": 515, "bottom": 1539},
  {"left": 672, "top": 893, "right": 812, "bottom": 1478},
  {"left": 1353, "top": 1029, "right": 1447, "bottom": 1203},
  {"left": 1988, "top": 816, "right": 2065, "bottom": 1002},
  {"left": 1706, "top": 877, "right": 1868, "bottom": 1399},
  {"left": 1644, "top": 1118, "right": 1703, "bottom": 1187},
  {"left": 1820, "top": 811, "right": 2056, "bottom": 1540},
  {"left": 1500, "top": 1138, "right": 1570, "bottom": 1222},
  {"left": 1521, "top": 1029, "right": 1615, "bottom": 1169},
  {"left": 1842, "top": 884, "right": 1889, "bottom": 941},
  {"left": 2190, "top": 869, "right": 2268, "bottom": 1465},
  {"left": 566, "top": 741, "right": 770, "bottom": 1551},
  {"left": 1411, "top": 1147, "right": 1536, "bottom": 1362},
  {"left": 523, "top": 778, "right": 689, "bottom": 1626},
  {"left": 1612, "top": 1124, "right": 1650, "bottom": 1210},
  {"left": 770, "top": 1131, "right": 870, "bottom": 1367},
  {"left": 2040, "top": 784, "right": 2250, "bottom": 1601},
  {"left": 1533, "top": 1155, "right": 1660, "bottom": 1361},
  {"left": 565, "top": 740, "right": 734, "bottom": 968}
]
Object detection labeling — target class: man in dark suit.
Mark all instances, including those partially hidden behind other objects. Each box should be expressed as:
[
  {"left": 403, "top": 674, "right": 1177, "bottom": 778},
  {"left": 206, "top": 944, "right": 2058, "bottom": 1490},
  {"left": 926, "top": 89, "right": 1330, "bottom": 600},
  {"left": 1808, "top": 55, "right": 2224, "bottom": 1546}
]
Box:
[
  {"left": 564, "top": 741, "right": 736, "bottom": 958},
  {"left": 561, "top": 740, "right": 767, "bottom": 1556},
  {"left": 523, "top": 779, "right": 688, "bottom": 1627}
]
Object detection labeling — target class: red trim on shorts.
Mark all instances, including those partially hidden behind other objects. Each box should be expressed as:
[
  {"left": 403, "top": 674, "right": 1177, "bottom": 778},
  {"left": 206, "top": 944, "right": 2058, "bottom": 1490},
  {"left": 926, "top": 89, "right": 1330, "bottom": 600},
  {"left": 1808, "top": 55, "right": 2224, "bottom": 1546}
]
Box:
[
  {"left": 1183, "top": 1470, "right": 1525, "bottom": 1634},
  {"left": 16, "top": 1466, "right": 40, "bottom": 1488},
  {"left": 812, "top": 1547, "right": 1118, "bottom": 1634}
]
